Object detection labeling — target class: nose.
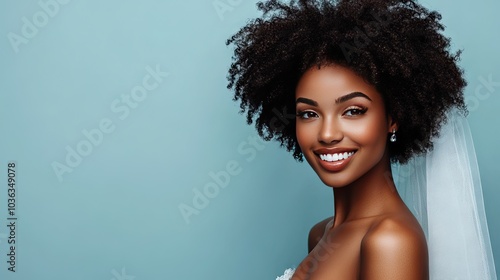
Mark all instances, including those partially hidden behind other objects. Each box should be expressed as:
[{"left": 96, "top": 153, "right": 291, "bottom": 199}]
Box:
[{"left": 318, "top": 116, "right": 343, "bottom": 144}]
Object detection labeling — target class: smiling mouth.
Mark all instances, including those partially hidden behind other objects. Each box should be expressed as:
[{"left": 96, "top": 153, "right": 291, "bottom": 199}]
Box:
[{"left": 318, "top": 151, "right": 356, "bottom": 162}]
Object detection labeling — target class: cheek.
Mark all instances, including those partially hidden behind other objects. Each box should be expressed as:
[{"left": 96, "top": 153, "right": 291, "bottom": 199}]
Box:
[
  {"left": 296, "top": 123, "right": 321, "bottom": 168},
  {"left": 295, "top": 123, "right": 310, "bottom": 149},
  {"left": 296, "top": 122, "right": 320, "bottom": 164},
  {"left": 344, "top": 116, "right": 388, "bottom": 147}
]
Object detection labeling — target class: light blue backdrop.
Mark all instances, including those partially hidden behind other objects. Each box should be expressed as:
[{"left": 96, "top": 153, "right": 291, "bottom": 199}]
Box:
[{"left": 0, "top": 1, "right": 498, "bottom": 279}]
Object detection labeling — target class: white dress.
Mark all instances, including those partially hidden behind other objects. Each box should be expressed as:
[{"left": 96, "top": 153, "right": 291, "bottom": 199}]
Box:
[{"left": 276, "top": 268, "right": 295, "bottom": 280}]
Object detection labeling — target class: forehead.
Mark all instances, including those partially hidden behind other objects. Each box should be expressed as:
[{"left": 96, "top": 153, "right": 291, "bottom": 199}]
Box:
[{"left": 295, "top": 65, "right": 382, "bottom": 102}]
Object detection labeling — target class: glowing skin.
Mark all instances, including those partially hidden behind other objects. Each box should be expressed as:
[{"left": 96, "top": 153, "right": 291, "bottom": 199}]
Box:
[{"left": 295, "top": 65, "right": 396, "bottom": 188}]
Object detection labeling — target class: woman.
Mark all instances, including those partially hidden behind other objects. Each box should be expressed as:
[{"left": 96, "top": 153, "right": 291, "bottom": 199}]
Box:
[{"left": 226, "top": 0, "right": 496, "bottom": 279}]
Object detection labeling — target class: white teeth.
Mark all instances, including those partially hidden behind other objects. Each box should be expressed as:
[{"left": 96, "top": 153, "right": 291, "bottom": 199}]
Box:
[{"left": 319, "top": 151, "right": 355, "bottom": 162}]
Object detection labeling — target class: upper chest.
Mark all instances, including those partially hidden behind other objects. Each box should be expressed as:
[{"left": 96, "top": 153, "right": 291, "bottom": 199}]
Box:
[{"left": 292, "top": 220, "right": 374, "bottom": 280}]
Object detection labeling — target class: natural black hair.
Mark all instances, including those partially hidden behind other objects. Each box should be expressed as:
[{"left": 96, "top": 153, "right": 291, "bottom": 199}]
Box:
[{"left": 226, "top": 0, "right": 467, "bottom": 164}]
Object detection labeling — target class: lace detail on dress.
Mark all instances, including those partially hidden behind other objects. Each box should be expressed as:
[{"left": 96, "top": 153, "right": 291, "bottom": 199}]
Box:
[{"left": 276, "top": 268, "right": 295, "bottom": 280}]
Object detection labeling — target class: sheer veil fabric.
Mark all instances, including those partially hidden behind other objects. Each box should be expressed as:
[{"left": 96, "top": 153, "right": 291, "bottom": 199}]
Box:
[
  {"left": 395, "top": 110, "right": 497, "bottom": 280},
  {"left": 276, "top": 110, "right": 497, "bottom": 280}
]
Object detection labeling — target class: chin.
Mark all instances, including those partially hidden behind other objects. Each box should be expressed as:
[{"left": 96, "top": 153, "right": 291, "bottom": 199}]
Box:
[{"left": 316, "top": 172, "right": 357, "bottom": 188}]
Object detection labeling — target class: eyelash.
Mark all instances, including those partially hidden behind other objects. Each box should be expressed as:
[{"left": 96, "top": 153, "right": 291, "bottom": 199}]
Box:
[
  {"left": 344, "top": 106, "right": 367, "bottom": 116},
  {"left": 296, "top": 107, "right": 367, "bottom": 119},
  {"left": 296, "top": 110, "right": 317, "bottom": 119}
]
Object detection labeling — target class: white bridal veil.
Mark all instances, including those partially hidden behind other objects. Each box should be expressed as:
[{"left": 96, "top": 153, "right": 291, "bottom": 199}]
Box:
[{"left": 395, "top": 110, "right": 497, "bottom": 280}]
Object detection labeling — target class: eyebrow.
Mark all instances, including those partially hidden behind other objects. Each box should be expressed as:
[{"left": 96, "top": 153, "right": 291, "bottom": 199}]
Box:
[
  {"left": 335, "top": 91, "right": 372, "bottom": 104},
  {"left": 295, "top": 91, "right": 372, "bottom": 106},
  {"left": 295, "top": 97, "right": 318, "bottom": 106}
]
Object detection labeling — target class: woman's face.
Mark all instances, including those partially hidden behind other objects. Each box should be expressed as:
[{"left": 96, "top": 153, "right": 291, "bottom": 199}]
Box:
[{"left": 295, "top": 65, "right": 396, "bottom": 188}]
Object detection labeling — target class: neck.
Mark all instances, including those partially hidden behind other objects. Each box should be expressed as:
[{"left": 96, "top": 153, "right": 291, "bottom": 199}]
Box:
[{"left": 331, "top": 153, "right": 402, "bottom": 228}]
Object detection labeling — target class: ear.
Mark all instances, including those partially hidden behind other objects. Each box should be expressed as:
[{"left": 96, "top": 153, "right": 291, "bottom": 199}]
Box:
[{"left": 387, "top": 116, "right": 398, "bottom": 133}]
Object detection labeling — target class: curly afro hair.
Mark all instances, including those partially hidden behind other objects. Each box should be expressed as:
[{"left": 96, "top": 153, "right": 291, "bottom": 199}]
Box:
[{"left": 226, "top": 0, "right": 467, "bottom": 164}]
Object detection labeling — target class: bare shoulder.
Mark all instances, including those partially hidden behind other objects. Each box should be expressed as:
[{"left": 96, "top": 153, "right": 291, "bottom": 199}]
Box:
[
  {"left": 360, "top": 215, "right": 429, "bottom": 280},
  {"left": 363, "top": 214, "right": 426, "bottom": 245},
  {"left": 307, "top": 216, "right": 333, "bottom": 253}
]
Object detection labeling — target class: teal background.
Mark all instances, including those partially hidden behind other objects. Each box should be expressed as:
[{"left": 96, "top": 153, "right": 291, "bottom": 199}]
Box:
[{"left": 0, "top": 1, "right": 498, "bottom": 279}]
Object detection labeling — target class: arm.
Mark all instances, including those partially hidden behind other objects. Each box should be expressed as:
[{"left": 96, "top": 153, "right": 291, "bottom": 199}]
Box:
[{"left": 359, "top": 219, "right": 429, "bottom": 280}]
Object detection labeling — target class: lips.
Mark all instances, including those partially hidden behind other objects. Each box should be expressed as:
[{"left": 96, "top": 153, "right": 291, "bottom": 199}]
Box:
[{"left": 313, "top": 148, "right": 357, "bottom": 172}]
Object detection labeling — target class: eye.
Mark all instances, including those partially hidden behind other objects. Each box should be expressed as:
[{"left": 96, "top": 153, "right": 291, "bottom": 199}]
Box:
[
  {"left": 343, "top": 106, "right": 367, "bottom": 117},
  {"left": 296, "top": 110, "right": 318, "bottom": 119}
]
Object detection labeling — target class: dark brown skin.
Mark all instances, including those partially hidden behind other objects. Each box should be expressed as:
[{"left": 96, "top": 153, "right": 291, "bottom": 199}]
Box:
[
  {"left": 308, "top": 217, "right": 332, "bottom": 253},
  {"left": 293, "top": 65, "right": 429, "bottom": 280}
]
